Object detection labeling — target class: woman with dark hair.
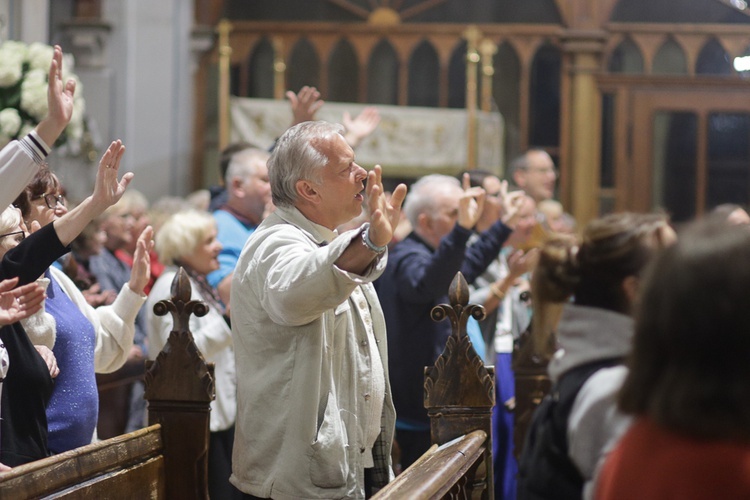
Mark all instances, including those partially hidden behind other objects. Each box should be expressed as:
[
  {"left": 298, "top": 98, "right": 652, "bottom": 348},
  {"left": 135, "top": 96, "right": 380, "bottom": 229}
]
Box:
[
  {"left": 0, "top": 140, "right": 134, "bottom": 466},
  {"left": 8, "top": 141, "right": 152, "bottom": 456},
  {"left": 517, "top": 212, "right": 675, "bottom": 500},
  {"left": 596, "top": 222, "right": 750, "bottom": 499}
]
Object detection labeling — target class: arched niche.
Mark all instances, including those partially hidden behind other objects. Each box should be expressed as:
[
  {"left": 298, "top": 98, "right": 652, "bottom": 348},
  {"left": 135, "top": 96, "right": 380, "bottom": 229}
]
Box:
[
  {"left": 408, "top": 40, "right": 440, "bottom": 107},
  {"left": 288, "top": 38, "right": 320, "bottom": 94},
  {"left": 607, "top": 38, "right": 644, "bottom": 74},
  {"left": 653, "top": 38, "right": 688, "bottom": 75},
  {"left": 448, "top": 40, "right": 467, "bottom": 109},
  {"left": 494, "top": 42, "right": 521, "bottom": 164},
  {"left": 529, "top": 42, "right": 561, "bottom": 147},
  {"left": 247, "top": 38, "right": 275, "bottom": 98},
  {"left": 696, "top": 38, "right": 733, "bottom": 75},
  {"left": 328, "top": 39, "right": 359, "bottom": 103},
  {"left": 367, "top": 39, "right": 399, "bottom": 105}
]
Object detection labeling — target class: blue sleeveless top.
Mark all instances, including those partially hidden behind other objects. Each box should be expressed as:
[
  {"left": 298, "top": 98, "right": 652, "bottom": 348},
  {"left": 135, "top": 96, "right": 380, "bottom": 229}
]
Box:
[{"left": 45, "top": 272, "right": 99, "bottom": 454}]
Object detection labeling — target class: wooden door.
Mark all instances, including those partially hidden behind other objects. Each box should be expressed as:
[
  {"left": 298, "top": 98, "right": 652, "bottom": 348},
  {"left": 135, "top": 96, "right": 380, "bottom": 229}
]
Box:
[{"left": 627, "top": 85, "right": 750, "bottom": 221}]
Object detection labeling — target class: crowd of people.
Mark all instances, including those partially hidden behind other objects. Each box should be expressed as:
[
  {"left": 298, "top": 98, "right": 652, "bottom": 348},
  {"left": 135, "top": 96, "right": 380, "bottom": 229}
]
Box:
[{"left": 0, "top": 45, "right": 748, "bottom": 500}]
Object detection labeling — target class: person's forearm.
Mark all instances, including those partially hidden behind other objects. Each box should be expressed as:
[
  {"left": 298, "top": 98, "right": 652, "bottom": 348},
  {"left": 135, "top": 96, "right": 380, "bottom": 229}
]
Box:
[
  {"left": 52, "top": 196, "right": 102, "bottom": 247},
  {"left": 34, "top": 117, "right": 67, "bottom": 149}
]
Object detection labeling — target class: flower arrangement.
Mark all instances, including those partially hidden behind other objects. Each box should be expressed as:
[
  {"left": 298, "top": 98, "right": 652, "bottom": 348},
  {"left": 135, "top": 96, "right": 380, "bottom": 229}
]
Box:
[{"left": 0, "top": 40, "right": 86, "bottom": 150}]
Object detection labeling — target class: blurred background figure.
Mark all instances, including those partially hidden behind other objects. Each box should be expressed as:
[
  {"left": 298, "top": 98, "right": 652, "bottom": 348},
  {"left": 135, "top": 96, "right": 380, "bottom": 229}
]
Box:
[
  {"left": 148, "top": 210, "right": 240, "bottom": 500},
  {"left": 597, "top": 221, "right": 750, "bottom": 499}
]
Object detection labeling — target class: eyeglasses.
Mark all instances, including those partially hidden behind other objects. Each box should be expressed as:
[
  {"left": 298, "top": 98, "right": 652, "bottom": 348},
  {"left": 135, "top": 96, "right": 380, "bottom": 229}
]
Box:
[
  {"left": 33, "top": 193, "right": 66, "bottom": 209},
  {"left": 0, "top": 230, "right": 25, "bottom": 244},
  {"left": 526, "top": 166, "right": 558, "bottom": 177}
]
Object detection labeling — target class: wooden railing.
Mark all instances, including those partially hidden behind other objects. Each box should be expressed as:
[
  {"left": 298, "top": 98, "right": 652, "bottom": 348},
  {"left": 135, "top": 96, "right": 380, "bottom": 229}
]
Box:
[
  {"left": 375, "top": 272, "right": 495, "bottom": 499},
  {"left": 0, "top": 268, "right": 214, "bottom": 499}
]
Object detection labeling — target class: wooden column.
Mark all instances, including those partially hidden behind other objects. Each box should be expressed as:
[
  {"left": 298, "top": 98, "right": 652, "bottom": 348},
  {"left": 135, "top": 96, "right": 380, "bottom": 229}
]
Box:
[
  {"left": 145, "top": 268, "right": 215, "bottom": 500},
  {"left": 425, "top": 272, "right": 494, "bottom": 499},
  {"left": 562, "top": 31, "right": 606, "bottom": 225}
]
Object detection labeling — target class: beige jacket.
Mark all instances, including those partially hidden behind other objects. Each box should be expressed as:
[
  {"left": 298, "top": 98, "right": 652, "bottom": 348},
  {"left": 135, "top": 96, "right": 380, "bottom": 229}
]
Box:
[{"left": 230, "top": 206, "right": 395, "bottom": 500}]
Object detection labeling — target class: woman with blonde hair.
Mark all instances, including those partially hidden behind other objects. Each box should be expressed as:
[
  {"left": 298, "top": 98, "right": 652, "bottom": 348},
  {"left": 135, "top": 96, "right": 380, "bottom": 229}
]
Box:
[
  {"left": 517, "top": 212, "right": 675, "bottom": 500},
  {"left": 147, "top": 210, "right": 240, "bottom": 499}
]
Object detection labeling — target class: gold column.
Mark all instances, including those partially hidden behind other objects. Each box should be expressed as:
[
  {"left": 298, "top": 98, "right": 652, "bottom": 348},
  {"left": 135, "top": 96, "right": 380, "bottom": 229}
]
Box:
[
  {"left": 562, "top": 31, "right": 606, "bottom": 225},
  {"left": 217, "top": 19, "right": 232, "bottom": 151},
  {"left": 272, "top": 37, "right": 287, "bottom": 100},
  {"left": 464, "top": 26, "right": 482, "bottom": 170},
  {"left": 479, "top": 38, "right": 497, "bottom": 113}
]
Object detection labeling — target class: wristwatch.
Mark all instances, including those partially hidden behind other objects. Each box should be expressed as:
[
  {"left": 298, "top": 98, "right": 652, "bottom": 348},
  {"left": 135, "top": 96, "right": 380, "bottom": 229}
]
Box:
[{"left": 361, "top": 223, "right": 387, "bottom": 254}]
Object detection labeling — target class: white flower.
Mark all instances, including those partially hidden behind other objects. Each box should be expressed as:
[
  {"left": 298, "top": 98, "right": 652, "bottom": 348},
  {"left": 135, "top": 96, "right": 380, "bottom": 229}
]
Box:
[
  {"left": 0, "top": 48, "right": 24, "bottom": 87},
  {"left": 1, "top": 41, "right": 29, "bottom": 60},
  {"left": 20, "top": 68, "right": 48, "bottom": 120},
  {"left": 0, "top": 108, "right": 21, "bottom": 136},
  {"left": 27, "top": 42, "right": 55, "bottom": 71}
]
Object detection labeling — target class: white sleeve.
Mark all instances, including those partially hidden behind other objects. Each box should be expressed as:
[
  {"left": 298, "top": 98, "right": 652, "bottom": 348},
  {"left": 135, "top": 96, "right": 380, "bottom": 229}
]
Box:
[
  {"left": 567, "top": 365, "right": 633, "bottom": 486},
  {"left": 49, "top": 267, "right": 146, "bottom": 373},
  {"left": 0, "top": 131, "right": 51, "bottom": 208}
]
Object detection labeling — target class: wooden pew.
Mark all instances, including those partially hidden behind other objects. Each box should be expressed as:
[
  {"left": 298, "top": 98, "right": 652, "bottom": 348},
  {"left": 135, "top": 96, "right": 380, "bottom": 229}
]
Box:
[
  {"left": 375, "top": 272, "right": 495, "bottom": 499},
  {"left": 0, "top": 268, "right": 214, "bottom": 499}
]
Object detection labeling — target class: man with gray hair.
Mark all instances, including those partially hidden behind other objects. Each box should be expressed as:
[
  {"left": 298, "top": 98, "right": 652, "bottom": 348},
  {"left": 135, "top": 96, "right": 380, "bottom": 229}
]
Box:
[
  {"left": 376, "top": 173, "right": 520, "bottom": 470},
  {"left": 207, "top": 146, "right": 272, "bottom": 306},
  {"left": 510, "top": 148, "right": 558, "bottom": 204},
  {"left": 230, "top": 121, "right": 406, "bottom": 499}
]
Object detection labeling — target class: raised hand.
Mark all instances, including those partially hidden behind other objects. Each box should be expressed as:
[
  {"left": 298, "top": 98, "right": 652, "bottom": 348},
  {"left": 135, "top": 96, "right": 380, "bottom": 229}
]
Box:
[
  {"left": 36, "top": 45, "right": 76, "bottom": 146},
  {"left": 91, "top": 140, "right": 133, "bottom": 213},
  {"left": 343, "top": 107, "right": 380, "bottom": 148},
  {"left": 287, "top": 86, "right": 324, "bottom": 126},
  {"left": 508, "top": 248, "right": 540, "bottom": 280},
  {"left": 458, "top": 172, "right": 486, "bottom": 230},
  {"left": 0, "top": 278, "right": 46, "bottom": 326},
  {"left": 365, "top": 165, "right": 407, "bottom": 248},
  {"left": 128, "top": 225, "right": 154, "bottom": 296},
  {"left": 501, "top": 189, "right": 526, "bottom": 227}
]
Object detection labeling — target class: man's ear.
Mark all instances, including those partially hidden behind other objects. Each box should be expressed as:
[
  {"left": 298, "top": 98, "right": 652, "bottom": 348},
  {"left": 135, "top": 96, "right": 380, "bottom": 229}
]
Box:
[
  {"left": 513, "top": 169, "right": 526, "bottom": 188},
  {"left": 230, "top": 176, "right": 245, "bottom": 197},
  {"left": 295, "top": 179, "right": 320, "bottom": 204},
  {"left": 416, "top": 212, "right": 431, "bottom": 232}
]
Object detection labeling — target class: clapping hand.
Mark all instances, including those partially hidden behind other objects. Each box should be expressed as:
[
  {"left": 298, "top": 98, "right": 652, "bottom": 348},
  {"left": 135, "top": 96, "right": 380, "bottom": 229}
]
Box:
[
  {"left": 365, "top": 165, "right": 407, "bottom": 248},
  {"left": 458, "top": 173, "right": 486, "bottom": 230}
]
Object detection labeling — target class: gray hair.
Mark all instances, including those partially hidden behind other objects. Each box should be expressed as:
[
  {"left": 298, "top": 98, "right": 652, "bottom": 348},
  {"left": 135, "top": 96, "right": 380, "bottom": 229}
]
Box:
[
  {"left": 224, "top": 147, "right": 271, "bottom": 187},
  {"left": 402, "top": 174, "right": 461, "bottom": 228},
  {"left": 268, "top": 121, "right": 345, "bottom": 208},
  {"left": 154, "top": 210, "right": 216, "bottom": 265}
]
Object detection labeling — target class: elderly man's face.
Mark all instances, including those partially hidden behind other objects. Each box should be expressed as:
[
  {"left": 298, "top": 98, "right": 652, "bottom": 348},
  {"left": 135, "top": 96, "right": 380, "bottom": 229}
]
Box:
[
  {"left": 237, "top": 158, "right": 271, "bottom": 223},
  {"left": 313, "top": 134, "right": 368, "bottom": 229},
  {"left": 514, "top": 151, "right": 557, "bottom": 203}
]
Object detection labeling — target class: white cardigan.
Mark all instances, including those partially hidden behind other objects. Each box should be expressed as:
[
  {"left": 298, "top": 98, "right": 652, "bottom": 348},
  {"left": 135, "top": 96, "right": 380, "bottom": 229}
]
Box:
[
  {"left": 146, "top": 268, "right": 236, "bottom": 433},
  {"left": 24, "top": 266, "right": 146, "bottom": 374}
]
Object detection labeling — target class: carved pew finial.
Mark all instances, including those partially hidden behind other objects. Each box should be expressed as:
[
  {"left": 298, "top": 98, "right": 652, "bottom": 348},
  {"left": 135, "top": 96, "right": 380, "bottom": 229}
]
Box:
[
  {"left": 144, "top": 267, "right": 215, "bottom": 499},
  {"left": 424, "top": 271, "right": 495, "bottom": 498}
]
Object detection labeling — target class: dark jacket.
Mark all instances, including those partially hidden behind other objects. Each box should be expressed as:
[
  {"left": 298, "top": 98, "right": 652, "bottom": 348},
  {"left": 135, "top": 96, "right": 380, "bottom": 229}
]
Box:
[{"left": 376, "top": 220, "right": 511, "bottom": 427}]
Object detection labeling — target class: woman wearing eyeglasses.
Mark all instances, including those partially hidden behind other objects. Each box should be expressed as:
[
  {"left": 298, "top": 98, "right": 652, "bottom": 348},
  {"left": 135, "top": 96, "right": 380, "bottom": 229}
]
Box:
[
  {"left": 3, "top": 141, "right": 152, "bottom": 460},
  {"left": 0, "top": 140, "right": 135, "bottom": 466}
]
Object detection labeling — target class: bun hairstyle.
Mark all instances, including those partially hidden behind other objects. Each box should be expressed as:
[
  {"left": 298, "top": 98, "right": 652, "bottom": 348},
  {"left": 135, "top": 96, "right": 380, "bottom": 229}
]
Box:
[{"left": 529, "top": 212, "right": 671, "bottom": 359}]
